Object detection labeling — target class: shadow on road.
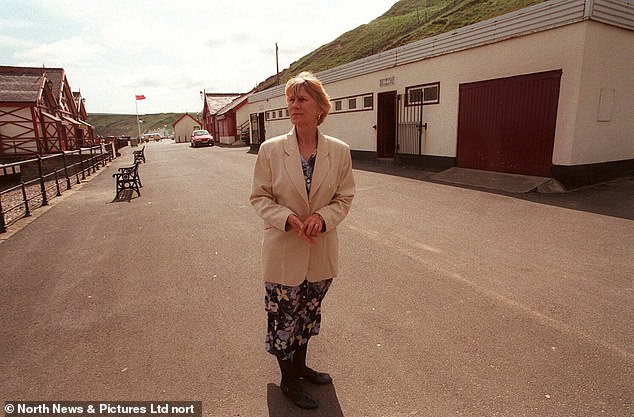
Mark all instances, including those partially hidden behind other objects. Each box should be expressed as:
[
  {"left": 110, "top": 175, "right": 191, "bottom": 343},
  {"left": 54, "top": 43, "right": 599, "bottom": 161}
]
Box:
[
  {"left": 267, "top": 383, "right": 344, "bottom": 417},
  {"left": 110, "top": 189, "right": 140, "bottom": 203}
]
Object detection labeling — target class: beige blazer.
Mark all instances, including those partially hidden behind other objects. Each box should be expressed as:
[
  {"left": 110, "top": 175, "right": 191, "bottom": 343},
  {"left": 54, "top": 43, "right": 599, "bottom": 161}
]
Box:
[{"left": 250, "top": 128, "right": 355, "bottom": 286}]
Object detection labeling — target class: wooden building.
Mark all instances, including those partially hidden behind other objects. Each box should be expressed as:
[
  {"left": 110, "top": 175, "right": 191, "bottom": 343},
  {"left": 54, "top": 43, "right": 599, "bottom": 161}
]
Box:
[
  {"left": 73, "top": 91, "right": 94, "bottom": 146},
  {"left": 0, "top": 66, "right": 93, "bottom": 159},
  {"left": 214, "top": 94, "right": 250, "bottom": 145}
]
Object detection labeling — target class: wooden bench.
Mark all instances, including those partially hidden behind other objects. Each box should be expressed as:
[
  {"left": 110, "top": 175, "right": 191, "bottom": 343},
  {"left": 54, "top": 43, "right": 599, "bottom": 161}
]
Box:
[
  {"left": 133, "top": 146, "right": 146, "bottom": 164},
  {"left": 113, "top": 162, "right": 142, "bottom": 199}
]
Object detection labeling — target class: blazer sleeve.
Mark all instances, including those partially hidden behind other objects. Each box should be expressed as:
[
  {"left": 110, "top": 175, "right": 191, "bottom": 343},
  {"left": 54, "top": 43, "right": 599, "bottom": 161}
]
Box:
[
  {"left": 315, "top": 145, "right": 355, "bottom": 232},
  {"left": 250, "top": 143, "right": 294, "bottom": 231}
]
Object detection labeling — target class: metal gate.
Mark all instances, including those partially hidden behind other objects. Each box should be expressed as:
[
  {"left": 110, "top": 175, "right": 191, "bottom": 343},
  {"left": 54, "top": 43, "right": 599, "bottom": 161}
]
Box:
[
  {"left": 396, "top": 94, "right": 426, "bottom": 156},
  {"left": 250, "top": 113, "right": 265, "bottom": 145}
]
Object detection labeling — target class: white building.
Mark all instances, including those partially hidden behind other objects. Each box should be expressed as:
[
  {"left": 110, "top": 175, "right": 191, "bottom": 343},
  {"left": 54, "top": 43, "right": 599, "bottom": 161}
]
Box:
[
  {"left": 248, "top": 0, "right": 634, "bottom": 188},
  {"left": 172, "top": 113, "right": 202, "bottom": 144}
]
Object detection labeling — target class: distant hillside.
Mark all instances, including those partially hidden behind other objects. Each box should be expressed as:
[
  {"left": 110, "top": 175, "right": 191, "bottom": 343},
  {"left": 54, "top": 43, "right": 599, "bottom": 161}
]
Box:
[
  {"left": 87, "top": 113, "right": 187, "bottom": 137},
  {"left": 258, "top": 0, "right": 545, "bottom": 90}
]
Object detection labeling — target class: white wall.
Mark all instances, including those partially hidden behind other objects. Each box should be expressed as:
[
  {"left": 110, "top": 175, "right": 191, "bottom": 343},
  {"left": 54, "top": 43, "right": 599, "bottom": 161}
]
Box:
[
  {"left": 572, "top": 21, "right": 634, "bottom": 164},
  {"left": 174, "top": 117, "right": 201, "bottom": 144},
  {"left": 253, "top": 97, "right": 288, "bottom": 139},
  {"left": 236, "top": 104, "right": 250, "bottom": 134},
  {"left": 0, "top": 107, "right": 39, "bottom": 154},
  {"left": 0, "top": 107, "right": 33, "bottom": 137}
]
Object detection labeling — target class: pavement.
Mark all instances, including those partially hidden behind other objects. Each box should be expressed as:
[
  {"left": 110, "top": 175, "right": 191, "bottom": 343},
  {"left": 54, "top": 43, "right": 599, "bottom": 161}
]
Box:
[
  {"left": 1, "top": 141, "right": 632, "bottom": 417},
  {"left": 353, "top": 159, "right": 634, "bottom": 221}
]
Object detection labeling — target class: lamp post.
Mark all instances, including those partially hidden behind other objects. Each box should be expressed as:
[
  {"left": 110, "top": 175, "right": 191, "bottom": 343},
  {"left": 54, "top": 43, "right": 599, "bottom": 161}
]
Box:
[
  {"left": 275, "top": 43, "right": 280, "bottom": 85},
  {"left": 200, "top": 89, "right": 206, "bottom": 130}
]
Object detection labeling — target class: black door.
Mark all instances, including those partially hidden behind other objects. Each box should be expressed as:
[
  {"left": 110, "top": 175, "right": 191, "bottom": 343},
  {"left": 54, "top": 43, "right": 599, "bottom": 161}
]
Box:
[
  {"left": 258, "top": 113, "right": 266, "bottom": 143},
  {"left": 377, "top": 91, "right": 397, "bottom": 158}
]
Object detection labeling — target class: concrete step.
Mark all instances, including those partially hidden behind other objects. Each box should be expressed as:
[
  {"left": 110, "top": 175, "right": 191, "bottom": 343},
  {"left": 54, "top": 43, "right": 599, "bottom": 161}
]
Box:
[{"left": 431, "top": 167, "right": 565, "bottom": 193}]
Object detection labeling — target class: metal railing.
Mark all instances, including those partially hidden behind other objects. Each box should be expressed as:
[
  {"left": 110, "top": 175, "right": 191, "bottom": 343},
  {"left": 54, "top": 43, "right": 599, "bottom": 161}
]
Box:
[
  {"left": 238, "top": 120, "right": 251, "bottom": 144},
  {"left": 0, "top": 145, "right": 113, "bottom": 233}
]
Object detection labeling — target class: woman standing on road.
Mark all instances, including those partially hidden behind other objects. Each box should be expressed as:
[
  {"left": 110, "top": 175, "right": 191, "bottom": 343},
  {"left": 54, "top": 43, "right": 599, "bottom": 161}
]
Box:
[{"left": 250, "top": 71, "right": 355, "bottom": 410}]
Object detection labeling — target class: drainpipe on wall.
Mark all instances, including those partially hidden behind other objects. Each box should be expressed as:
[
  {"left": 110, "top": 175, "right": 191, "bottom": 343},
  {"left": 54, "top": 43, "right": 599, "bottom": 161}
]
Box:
[{"left": 583, "top": 0, "right": 594, "bottom": 19}]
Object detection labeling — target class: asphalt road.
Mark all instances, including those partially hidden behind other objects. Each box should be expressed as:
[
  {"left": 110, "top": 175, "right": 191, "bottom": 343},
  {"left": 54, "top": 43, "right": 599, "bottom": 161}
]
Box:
[{"left": 1, "top": 141, "right": 632, "bottom": 417}]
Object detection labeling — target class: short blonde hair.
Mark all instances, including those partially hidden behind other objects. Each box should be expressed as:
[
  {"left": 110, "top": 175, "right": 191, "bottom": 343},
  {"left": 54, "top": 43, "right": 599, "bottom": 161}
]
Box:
[{"left": 285, "top": 71, "right": 331, "bottom": 125}]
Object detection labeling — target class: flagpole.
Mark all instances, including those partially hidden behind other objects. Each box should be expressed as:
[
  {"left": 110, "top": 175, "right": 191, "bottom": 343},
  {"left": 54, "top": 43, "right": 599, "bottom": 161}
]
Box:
[{"left": 135, "top": 98, "right": 141, "bottom": 141}]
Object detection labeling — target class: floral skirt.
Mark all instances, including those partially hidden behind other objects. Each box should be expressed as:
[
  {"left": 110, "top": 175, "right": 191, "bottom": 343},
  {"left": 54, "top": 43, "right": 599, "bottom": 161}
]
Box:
[{"left": 264, "top": 278, "right": 333, "bottom": 360}]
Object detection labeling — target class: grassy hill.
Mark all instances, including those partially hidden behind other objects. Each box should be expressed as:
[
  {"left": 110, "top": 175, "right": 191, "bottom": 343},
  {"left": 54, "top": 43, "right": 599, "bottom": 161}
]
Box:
[
  {"left": 257, "top": 0, "right": 544, "bottom": 90},
  {"left": 87, "top": 112, "right": 186, "bottom": 137},
  {"left": 89, "top": 0, "right": 544, "bottom": 136}
]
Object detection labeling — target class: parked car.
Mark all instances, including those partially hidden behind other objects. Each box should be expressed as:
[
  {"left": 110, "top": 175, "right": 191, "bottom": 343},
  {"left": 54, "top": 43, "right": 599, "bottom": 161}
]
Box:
[
  {"left": 141, "top": 133, "right": 162, "bottom": 142},
  {"left": 190, "top": 130, "right": 214, "bottom": 147}
]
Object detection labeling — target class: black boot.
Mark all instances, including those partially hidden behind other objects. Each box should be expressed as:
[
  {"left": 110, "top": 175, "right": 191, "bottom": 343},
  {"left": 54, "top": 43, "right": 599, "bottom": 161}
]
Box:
[
  {"left": 293, "top": 343, "right": 333, "bottom": 385},
  {"left": 277, "top": 357, "right": 319, "bottom": 409}
]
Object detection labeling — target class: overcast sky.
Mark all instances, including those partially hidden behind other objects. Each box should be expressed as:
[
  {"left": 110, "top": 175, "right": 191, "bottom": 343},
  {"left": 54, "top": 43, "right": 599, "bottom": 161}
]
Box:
[{"left": 1, "top": 0, "right": 397, "bottom": 114}]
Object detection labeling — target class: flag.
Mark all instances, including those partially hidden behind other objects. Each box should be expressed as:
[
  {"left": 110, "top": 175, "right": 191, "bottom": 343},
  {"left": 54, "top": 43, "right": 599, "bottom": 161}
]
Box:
[{"left": 135, "top": 94, "right": 146, "bottom": 100}]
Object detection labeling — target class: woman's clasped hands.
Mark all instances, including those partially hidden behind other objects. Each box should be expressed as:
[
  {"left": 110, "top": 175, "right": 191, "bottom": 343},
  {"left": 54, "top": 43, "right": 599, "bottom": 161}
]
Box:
[{"left": 287, "top": 213, "right": 324, "bottom": 244}]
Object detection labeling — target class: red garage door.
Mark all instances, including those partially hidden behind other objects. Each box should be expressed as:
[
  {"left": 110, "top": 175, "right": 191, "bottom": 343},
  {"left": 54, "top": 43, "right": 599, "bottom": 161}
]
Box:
[{"left": 456, "top": 70, "right": 562, "bottom": 177}]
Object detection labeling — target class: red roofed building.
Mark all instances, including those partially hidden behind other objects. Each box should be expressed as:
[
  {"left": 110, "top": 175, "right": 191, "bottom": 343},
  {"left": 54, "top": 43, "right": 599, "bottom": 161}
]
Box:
[
  {"left": 0, "top": 66, "right": 93, "bottom": 159},
  {"left": 214, "top": 94, "right": 251, "bottom": 145},
  {"left": 201, "top": 92, "right": 240, "bottom": 143},
  {"left": 73, "top": 91, "right": 94, "bottom": 145}
]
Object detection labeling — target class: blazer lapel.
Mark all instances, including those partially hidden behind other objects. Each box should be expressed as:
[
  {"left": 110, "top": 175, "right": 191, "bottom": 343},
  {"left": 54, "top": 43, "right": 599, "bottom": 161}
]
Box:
[
  {"left": 309, "top": 131, "right": 330, "bottom": 203},
  {"left": 283, "top": 129, "right": 309, "bottom": 204}
]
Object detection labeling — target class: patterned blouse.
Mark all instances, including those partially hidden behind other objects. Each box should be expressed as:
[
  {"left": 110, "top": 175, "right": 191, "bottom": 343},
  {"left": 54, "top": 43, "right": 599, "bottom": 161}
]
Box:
[{"left": 301, "top": 148, "right": 317, "bottom": 196}]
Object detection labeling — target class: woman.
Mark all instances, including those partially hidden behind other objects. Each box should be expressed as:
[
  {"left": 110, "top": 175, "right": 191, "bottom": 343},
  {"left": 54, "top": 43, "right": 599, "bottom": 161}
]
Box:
[{"left": 250, "top": 72, "right": 355, "bottom": 409}]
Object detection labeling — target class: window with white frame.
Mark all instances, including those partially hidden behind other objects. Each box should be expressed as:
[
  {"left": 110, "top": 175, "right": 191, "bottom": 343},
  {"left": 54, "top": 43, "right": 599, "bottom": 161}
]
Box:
[
  {"left": 405, "top": 82, "right": 440, "bottom": 106},
  {"left": 264, "top": 92, "right": 374, "bottom": 121},
  {"left": 265, "top": 107, "right": 290, "bottom": 121},
  {"left": 331, "top": 93, "right": 373, "bottom": 114}
]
